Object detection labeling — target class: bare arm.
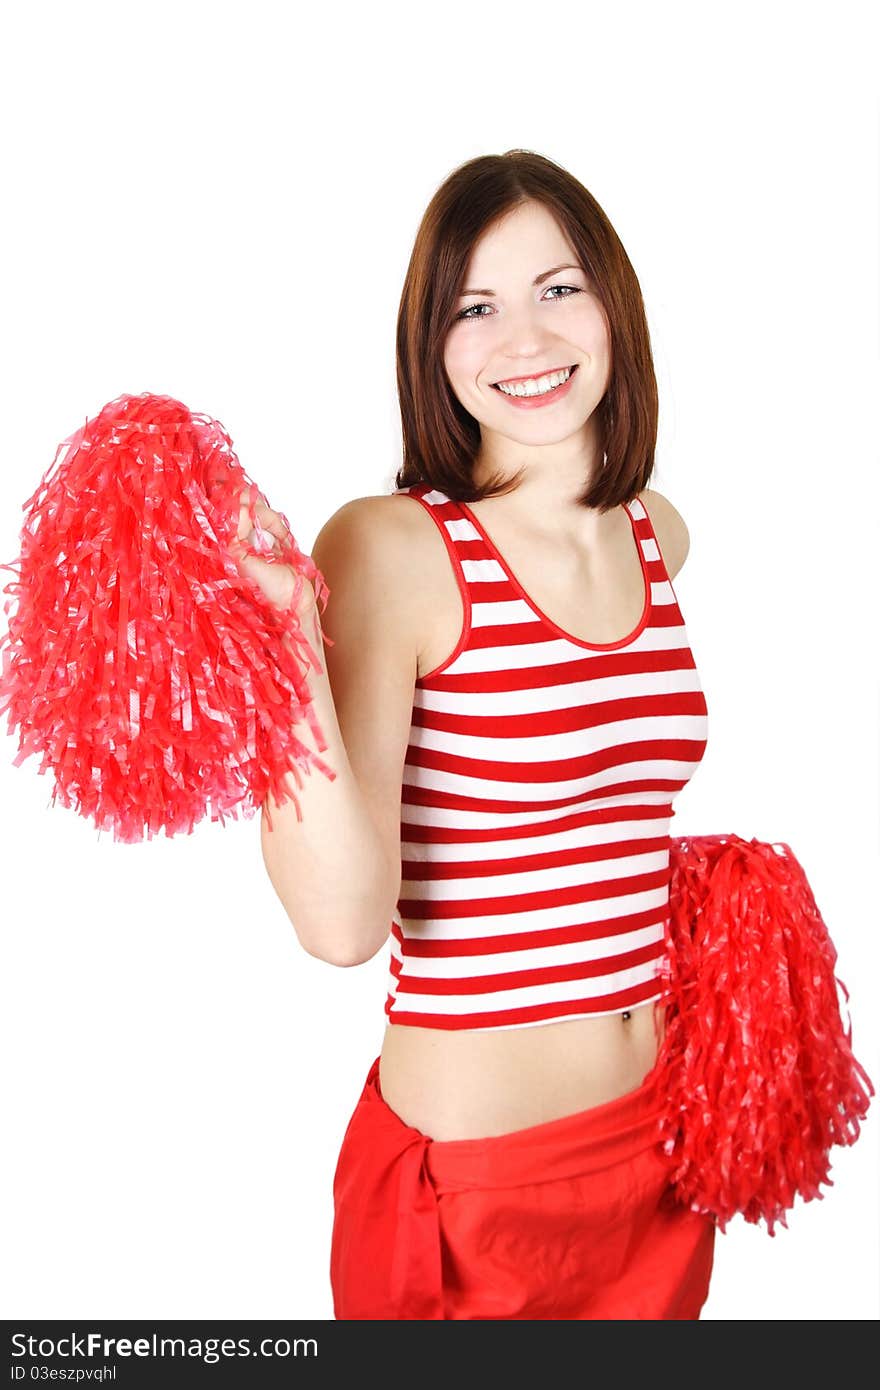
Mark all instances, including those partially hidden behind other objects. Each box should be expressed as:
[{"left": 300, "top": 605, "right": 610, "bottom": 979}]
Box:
[{"left": 259, "top": 496, "right": 419, "bottom": 967}]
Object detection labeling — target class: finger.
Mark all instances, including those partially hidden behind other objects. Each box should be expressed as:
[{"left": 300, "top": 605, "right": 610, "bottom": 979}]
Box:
[
  {"left": 236, "top": 491, "right": 272, "bottom": 543},
  {"left": 252, "top": 502, "right": 290, "bottom": 547},
  {"left": 250, "top": 515, "right": 282, "bottom": 555},
  {"left": 235, "top": 489, "right": 292, "bottom": 557},
  {"left": 236, "top": 517, "right": 284, "bottom": 559}
]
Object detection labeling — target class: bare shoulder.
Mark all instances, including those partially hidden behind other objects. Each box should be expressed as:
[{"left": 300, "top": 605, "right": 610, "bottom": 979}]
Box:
[
  {"left": 310, "top": 491, "right": 439, "bottom": 653},
  {"left": 312, "top": 491, "right": 413, "bottom": 551},
  {"left": 635, "top": 487, "right": 690, "bottom": 580},
  {"left": 310, "top": 492, "right": 423, "bottom": 583},
  {"left": 311, "top": 493, "right": 417, "bottom": 613},
  {"left": 311, "top": 489, "right": 461, "bottom": 681},
  {"left": 314, "top": 487, "right": 454, "bottom": 581}
]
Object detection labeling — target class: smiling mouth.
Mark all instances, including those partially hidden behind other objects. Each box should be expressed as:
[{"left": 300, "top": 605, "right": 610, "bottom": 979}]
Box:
[
  {"left": 492, "top": 364, "right": 576, "bottom": 387},
  {"left": 491, "top": 363, "right": 578, "bottom": 395}
]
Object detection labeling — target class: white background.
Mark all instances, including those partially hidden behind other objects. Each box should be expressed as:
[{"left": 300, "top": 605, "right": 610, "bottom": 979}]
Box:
[{"left": 1, "top": 0, "right": 877, "bottom": 1322}]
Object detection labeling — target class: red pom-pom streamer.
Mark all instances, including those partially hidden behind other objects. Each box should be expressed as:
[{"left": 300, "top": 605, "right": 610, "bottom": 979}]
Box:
[
  {"left": 0, "top": 392, "right": 336, "bottom": 842},
  {"left": 654, "top": 833, "right": 875, "bottom": 1235}
]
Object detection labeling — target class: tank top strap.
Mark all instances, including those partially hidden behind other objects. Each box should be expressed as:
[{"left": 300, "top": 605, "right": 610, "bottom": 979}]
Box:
[
  {"left": 392, "top": 482, "right": 502, "bottom": 573},
  {"left": 621, "top": 493, "right": 686, "bottom": 625},
  {"left": 393, "top": 482, "right": 683, "bottom": 637},
  {"left": 396, "top": 483, "right": 670, "bottom": 571},
  {"left": 623, "top": 494, "right": 672, "bottom": 587}
]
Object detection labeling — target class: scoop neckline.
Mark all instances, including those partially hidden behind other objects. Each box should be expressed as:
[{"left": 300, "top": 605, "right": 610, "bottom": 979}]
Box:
[{"left": 453, "top": 494, "right": 652, "bottom": 652}]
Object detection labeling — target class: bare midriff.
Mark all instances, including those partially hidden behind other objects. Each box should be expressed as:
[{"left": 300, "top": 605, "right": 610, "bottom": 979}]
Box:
[{"left": 378, "top": 999, "right": 667, "bottom": 1142}]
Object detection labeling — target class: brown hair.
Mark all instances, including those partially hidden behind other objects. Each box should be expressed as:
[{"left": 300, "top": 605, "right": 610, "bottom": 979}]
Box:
[{"left": 393, "top": 149, "right": 658, "bottom": 513}]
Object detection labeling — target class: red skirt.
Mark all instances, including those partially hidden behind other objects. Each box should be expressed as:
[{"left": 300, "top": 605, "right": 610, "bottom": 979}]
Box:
[{"left": 330, "top": 1050, "right": 717, "bottom": 1320}]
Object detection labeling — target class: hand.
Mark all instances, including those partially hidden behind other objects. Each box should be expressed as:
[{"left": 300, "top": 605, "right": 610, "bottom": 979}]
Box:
[{"left": 230, "top": 489, "right": 316, "bottom": 615}]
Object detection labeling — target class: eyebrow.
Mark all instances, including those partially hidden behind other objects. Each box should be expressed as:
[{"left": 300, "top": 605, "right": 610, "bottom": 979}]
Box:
[{"left": 458, "top": 263, "right": 585, "bottom": 297}]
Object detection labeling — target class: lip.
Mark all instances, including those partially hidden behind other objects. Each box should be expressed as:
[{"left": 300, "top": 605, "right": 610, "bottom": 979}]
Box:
[
  {"left": 492, "top": 363, "right": 575, "bottom": 386},
  {"left": 491, "top": 363, "right": 578, "bottom": 409}
]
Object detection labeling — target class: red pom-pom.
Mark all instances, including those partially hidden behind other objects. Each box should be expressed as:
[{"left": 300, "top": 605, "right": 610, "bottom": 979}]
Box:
[
  {"left": 654, "top": 833, "right": 875, "bottom": 1235},
  {"left": 0, "top": 392, "right": 335, "bottom": 842}
]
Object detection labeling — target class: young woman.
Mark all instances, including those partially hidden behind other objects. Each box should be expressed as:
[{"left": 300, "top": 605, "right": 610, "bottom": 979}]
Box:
[{"left": 249, "top": 149, "right": 718, "bottom": 1319}]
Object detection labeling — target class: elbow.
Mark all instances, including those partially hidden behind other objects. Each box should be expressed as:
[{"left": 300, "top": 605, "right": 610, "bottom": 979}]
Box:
[
  {"left": 305, "top": 945, "right": 362, "bottom": 968},
  {"left": 303, "top": 937, "right": 368, "bottom": 969},
  {"left": 260, "top": 837, "right": 397, "bottom": 968},
  {"left": 295, "top": 917, "right": 391, "bottom": 968},
  {"left": 298, "top": 870, "right": 398, "bottom": 967},
  {"left": 342, "top": 929, "right": 392, "bottom": 968}
]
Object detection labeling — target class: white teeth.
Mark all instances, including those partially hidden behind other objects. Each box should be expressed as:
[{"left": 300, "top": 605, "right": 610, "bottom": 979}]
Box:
[{"left": 496, "top": 366, "right": 572, "bottom": 397}]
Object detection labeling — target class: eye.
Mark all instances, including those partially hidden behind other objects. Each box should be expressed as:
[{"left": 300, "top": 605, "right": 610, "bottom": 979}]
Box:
[
  {"left": 545, "top": 284, "right": 583, "bottom": 301},
  {"left": 454, "top": 285, "right": 584, "bottom": 322},
  {"left": 455, "top": 302, "right": 492, "bottom": 321}
]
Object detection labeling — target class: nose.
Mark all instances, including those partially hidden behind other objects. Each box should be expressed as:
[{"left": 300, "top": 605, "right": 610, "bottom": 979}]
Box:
[{"left": 496, "top": 303, "right": 558, "bottom": 364}]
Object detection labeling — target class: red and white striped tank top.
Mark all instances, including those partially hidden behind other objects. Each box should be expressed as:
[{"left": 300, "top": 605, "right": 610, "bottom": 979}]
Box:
[{"left": 385, "top": 482, "right": 709, "bottom": 1031}]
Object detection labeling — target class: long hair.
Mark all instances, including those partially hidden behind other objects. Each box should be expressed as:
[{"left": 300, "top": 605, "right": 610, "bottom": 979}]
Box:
[{"left": 394, "top": 149, "right": 658, "bottom": 512}]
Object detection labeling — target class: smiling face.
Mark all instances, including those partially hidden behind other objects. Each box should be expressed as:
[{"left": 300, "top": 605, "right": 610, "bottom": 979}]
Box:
[{"left": 443, "top": 200, "right": 612, "bottom": 457}]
